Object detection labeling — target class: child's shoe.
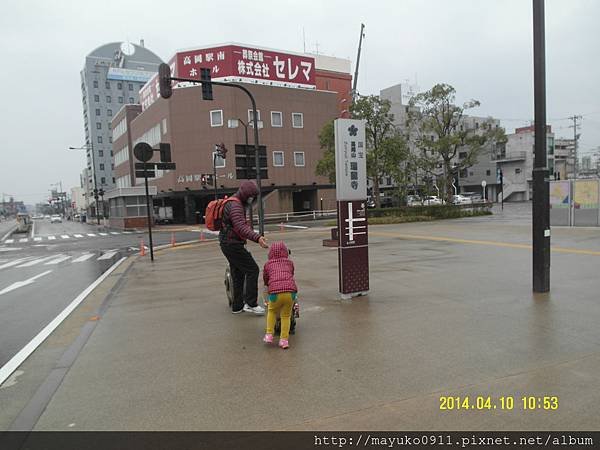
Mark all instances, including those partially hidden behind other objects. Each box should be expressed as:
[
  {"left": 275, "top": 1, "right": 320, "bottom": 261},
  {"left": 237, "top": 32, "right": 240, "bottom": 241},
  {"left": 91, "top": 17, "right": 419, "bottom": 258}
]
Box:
[
  {"left": 278, "top": 339, "right": 289, "bottom": 349},
  {"left": 263, "top": 333, "right": 273, "bottom": 344}
]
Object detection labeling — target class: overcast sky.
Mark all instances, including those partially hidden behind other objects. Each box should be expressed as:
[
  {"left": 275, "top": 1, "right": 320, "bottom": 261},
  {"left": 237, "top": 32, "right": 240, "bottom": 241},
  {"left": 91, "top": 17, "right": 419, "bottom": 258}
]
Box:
[{"left": 1, "top": 0, "right": 598, "bottom": 204}]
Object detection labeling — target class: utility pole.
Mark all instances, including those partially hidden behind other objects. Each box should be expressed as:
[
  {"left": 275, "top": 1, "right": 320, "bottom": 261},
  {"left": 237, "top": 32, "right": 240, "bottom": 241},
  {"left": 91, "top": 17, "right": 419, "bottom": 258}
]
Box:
[
  {"left": 568, "top": 115, "right": 582, "bottom": 178},
  {"left": 532, "top": 0, "right": 550, "bottom": 293}
]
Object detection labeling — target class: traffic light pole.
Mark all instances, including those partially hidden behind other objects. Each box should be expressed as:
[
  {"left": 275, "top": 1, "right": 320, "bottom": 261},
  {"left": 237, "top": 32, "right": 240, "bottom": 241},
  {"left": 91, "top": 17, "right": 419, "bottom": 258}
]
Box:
[
  {"left": 143, "top": 162, "right": 154, "bottom": 262},
  {"left": 166, "top": 75, "right": 265, "bottom": 236}
]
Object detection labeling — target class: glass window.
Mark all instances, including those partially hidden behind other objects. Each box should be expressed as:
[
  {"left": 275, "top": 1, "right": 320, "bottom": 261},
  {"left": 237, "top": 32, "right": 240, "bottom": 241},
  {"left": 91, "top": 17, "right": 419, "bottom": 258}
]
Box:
[
  {"left": 108, "top": 136, "right": 112, "bottom": 143},
  {"left": 213, "top": 152, "right": 226, "bottom": 168},
  {"left": 271, "top": 111, "right": 283, "bottom": 127},
  {"left": 105, "top": 81, "right": 110, "bottom": 89},
  {"left": 210, "top": 110, "right": 223, "bottom": 127},
  {"left": 294, "top": 151, "right": 305, "bottom": 167},
  {"left": 129, "top": 97, "right": 134, "bottom": 103},
  {"left": 94, "top": 94, "right": 100, "bottom": 102},
  {"left": 107, "top": 109, "right": 112, "bottom": 116},
  {"left": 97, "top": 136, "right": 103, "bottom": 143},
  {"left": 93, "top": 80, "right": 98, "bottom": 88},
  {"left": 106, "top": 95, "right": 111, "bottom": 103},
  {"left": 118, "top": 97, "right": 124, "bottom": 104},
  {"left": 292, "top": 113, "right": 303, "bottom": 128},
  {"left": 99, "top": 150, "right": 104, "bottom": 157},
  {"left": 101, "top": 177, "right": 106, "bottom": 184},
  {"left": 273, "top": 151, "right": 284, "bottom": 167},
  {"left": 112, "top": 177, "right": 116, "bottom": 184},
  {"left": 515, "top": 168, "right": 522, "bottom": 174},
  {"left": 128, "top": 83, "right": 133, "bottom": 91},
  {"left": 95, "top": 108, "right": 100, "bottom": 116},
  {"left": 117, "top": 82, "right": 122, "bottom": 90},
  {"left": 100, "top": 163, "right": 105, "bottom": 170},
  {"left": 96, "top": 122, "right": 102, "bottom": 129},
  {"left": 486, "top": 169, "right": 491, "bottom": 176},
  {"left": 248, "top": 109, "right": 261, "bottom": 124}
]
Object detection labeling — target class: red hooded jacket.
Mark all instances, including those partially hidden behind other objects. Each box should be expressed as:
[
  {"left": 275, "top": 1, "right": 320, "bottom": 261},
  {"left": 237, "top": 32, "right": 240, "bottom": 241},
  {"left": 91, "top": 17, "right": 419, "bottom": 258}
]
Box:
[
  {"left": 219, "top": 180, "right": 261, "bottom": 244},
  {"left": 263, "top": 241, "right": 298, "bottom": 294}
]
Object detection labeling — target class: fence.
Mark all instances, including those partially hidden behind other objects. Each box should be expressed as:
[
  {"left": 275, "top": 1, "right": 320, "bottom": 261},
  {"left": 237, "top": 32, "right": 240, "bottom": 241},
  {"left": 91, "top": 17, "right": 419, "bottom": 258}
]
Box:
[
  {"left": 251, "top": 209, "right": 337, "bottom": 224},
  {"left": 549, "top": 179, "right": 600, "bottom": 226}
]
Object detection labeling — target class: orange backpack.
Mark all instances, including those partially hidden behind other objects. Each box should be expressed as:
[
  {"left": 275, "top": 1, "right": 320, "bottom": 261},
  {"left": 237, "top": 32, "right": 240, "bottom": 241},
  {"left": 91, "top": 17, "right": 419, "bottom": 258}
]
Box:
[{"left": 205, "top": 197, "right": 241, "bottom": 231}]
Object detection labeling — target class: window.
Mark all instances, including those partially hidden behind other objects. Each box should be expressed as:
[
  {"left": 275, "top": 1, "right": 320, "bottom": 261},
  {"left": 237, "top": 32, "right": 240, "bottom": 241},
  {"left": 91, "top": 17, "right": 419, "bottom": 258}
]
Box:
[
  {"left": 111, "top": 163, "right": 114, "bottom": 170},
  {"left": 271, "top": 111, "right": 283, "bottom": 127},
  {"left": 107, "top": 109, "right": 112, "bottom": 116},
  {"left": 459, "top": 152, "right": 467, "bottom": 159},
  {"left": 460, "top": 169, "right": 468, "bottom": 178},
  {"left": 128, "top": 83, "right": 133, "bottom": 91},
  {"left": 95, "top": 108, "right": 101, "bottom": 116},
  {"left": 97, "top": 136, "right": 102, "bottom": 143},
  {"left": 210, "top": 110, "right": 223, "bottom": 127},
  {"left": 386, "top": 176, "right": 392, "bottom": 185},
  {"left": 486, "top": 169, "right": 491, "bottom": 176},
  {"left": 129, "top": 97, "right": 134, "bottom": 103},
  {"left": 94, "top": 94, "right": 100, "bottom": 102},
  {"left": 273, "top": 151, "right": 284, "bottom": 167},
  {"left": 294, "top": 152, "right": 305, "bottom": 167},
  {"left": 469, "top": 171, "right": 474, "bottom": 177},
  {"left": 93, "top": 80, "right": 98, "bottom": 88},
  {"left": 162, "top": 118, "right": 167, "bottom": 134},
  {"left": 118, "top": 97, "right": 124, "bottom": 104},
  {"left": 110, "top": 150, "right": 113, "bottom": 156},
  {"left": 108, "top": 136, "right": 112, "bottom": 143},
  {"left": 106, "top": 95, "right": 111, "bottom": 103},
  {"left": 475, "top": 122, "right": 479, "bottom": 129},
  {"left": 117, "top": 82, "right": 122, "bottom": 90},
  {"left": 96, "top": 122, "right": 102, "bottom": 130},
  {"left": 248, "top": 109, "right": 261, "bottom": 125},
  {"left": 213, "top": 152, "right": 226, "bottom": 168},
  {"left": 105, "top": 81, "right": 110, "bottom": 89},
  {"left": 100, "top": 163, "right": 105, "bottom": 170},
  {"left": 292, "top": 113, "right": 303, "bottom": 128},
  {"left": 112, "top": 177, "right": 116, "bottom": 184},
  {"left": 113, "top": 118, "right": 127, "bottom": 140},
  {"left": 515, "top": 168, "right": 522, "bottom": 174},
  {"left": 99, "top": 150, "right": 104, "bottom": 157},
  {"left": 101, "top": 177, "right": 106, "bottom": 184}
]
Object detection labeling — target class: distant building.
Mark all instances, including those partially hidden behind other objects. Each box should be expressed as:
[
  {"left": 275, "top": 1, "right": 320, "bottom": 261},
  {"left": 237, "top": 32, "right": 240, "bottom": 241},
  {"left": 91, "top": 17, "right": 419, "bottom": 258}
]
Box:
[
  {"left": 79, "top": 41, "right": 162, "bottom": 218},
  {"left": 70, "top": 186, "right": 86, "bottom": 214},
  {"left": 554, "top": 138, "right": 576, "bottom": 180}
]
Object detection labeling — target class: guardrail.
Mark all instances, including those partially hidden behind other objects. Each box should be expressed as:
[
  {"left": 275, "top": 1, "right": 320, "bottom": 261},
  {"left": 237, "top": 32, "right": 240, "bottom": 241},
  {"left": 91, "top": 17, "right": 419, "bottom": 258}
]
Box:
[{"left": 252, "top": 209, "right": 337, "bottom": 224}]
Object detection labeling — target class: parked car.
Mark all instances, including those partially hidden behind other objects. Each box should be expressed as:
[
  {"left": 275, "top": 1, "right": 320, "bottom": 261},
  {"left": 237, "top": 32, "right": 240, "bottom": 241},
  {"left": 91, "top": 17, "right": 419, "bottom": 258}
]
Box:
[
  {"left": 44, "top": 215, "right": 51, "bottom": 219},
  {"left": 50, "top": 214, "right": 63, "bottom": 223},
  {"left": 406, "top": 195, "right": 422, "bottom": 207},
  {"left": 462, "top": 192, "right": 484, "bottom": 203},
  {"left": 422, "top": 196, "right": 443, "bottom": 205},
  {"left": 451, "top": 194, "right": 472, "bottom": 205}
]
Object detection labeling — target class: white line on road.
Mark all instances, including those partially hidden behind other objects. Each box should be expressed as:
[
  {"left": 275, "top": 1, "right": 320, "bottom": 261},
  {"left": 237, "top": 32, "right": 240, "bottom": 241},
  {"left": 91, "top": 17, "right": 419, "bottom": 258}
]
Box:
[
  {"left": 44, "top": 255, "right": 71, "bottom": 265},
  {"left": 87, "top": 233, "right": 96, "bottom": 237},
  {"left": 99, "top": 233, "right": 108, "bottom": 236},
  {"left": 72, "top": 253, "right": 94, "bottom": 263},
  {"left": 0, "top": 270, "right": 52, "bottom": 296},
  {"left": 0, "top": 257, "right": 35, "bottom": 270},
  {"left": 97, "top": 251, "right": 118, "bottom": 260},
  {"left": 61, "top": 235, "right": 70, "bottom": 239},
  {"left": 47, "top": 236, "right": 56, "bottom": 240},
  {"left": 19, "top": 238, "right": 28, "bottom": 243},
  {"left": 5, "top": 239, "right": 14, "bottom": 244},
  {"left": 110, "top": 232, "right": 120, "bottom": 235},
  {"left": 0, "top": 257, "right": 126, "bottom": 387},
  {"left": 73, "top": 234, "right": 83, "bottom": 238},
  {"left": 16, "top": 256, "right": 57, "bottom": 267},
  {"left": 282, "top": 224, "right": 309, "bottom": 229},
  {"left": 33, "top": 237, "right": 42, "bottom": 242}
]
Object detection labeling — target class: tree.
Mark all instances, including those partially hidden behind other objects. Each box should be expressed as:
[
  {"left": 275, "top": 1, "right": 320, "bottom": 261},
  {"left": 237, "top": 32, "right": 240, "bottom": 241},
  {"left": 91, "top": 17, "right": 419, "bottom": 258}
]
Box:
[
  {"left": 315, "top": 120, "right": 336, "bottom": 183},
  {"left": 407, "top": 84, "right": 506, "bottom": 201}
]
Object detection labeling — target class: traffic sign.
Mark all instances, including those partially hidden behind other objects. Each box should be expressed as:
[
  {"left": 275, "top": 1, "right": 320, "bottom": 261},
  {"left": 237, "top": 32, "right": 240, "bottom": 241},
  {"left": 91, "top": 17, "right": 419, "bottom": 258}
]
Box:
[
  {"left": 156, "top": 162, "right": 176, "bottom": 170},
  {"left": 481, "top": 180, "right": 487, "bottom": 188},
  {"left": 134, "top": 142, "right": 153, "bottom": 162},
  {"left": 135, "top": 162, "right": 177, "bottom": 170},
  {"left": 136, "top": 170, "right": 155, "bottom": 178}
]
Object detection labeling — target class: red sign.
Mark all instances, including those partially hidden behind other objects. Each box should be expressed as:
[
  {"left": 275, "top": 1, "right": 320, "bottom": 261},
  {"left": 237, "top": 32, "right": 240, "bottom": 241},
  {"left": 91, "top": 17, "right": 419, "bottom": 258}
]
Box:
[{"left": 140, "top": 44, "right": 316, "bottom": 111}]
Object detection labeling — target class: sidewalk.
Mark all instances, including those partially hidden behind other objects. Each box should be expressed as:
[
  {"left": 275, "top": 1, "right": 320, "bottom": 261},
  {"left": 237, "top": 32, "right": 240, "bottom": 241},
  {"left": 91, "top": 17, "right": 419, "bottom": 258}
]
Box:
[{"left": 2, "top": 219, "right": 600, "bottom": 430}]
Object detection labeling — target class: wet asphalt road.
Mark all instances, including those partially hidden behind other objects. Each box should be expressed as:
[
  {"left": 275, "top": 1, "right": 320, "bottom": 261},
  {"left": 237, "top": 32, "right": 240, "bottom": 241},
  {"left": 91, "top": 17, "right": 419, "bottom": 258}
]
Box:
[{"left": 0, "top": 218, "right": 208, "bottom": 369}]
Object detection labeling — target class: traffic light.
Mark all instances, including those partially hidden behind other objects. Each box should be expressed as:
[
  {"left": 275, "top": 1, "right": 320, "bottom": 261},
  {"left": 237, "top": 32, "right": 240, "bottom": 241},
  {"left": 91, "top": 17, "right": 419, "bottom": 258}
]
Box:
[
  {"left": 158, "top": 63, "right": 172, "bottom": 99},
  {"left": 159, "top": 143, "right": 172, "bottom": 162},
  {"left": 200, "top": 68, "right": 213, "bottom": 101}
]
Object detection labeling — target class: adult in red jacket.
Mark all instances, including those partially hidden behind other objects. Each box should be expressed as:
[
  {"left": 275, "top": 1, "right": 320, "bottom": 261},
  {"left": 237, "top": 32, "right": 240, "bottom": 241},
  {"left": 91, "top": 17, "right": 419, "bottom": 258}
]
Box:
[{"left": 220, "top": 180, "right": 269, "bottom": 314}]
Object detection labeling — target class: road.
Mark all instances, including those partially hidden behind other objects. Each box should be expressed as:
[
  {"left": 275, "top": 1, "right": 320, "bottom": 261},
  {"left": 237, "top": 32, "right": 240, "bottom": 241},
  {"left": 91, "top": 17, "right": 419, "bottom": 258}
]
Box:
[{"left": 0, "top": 217, "right": 212, "bottom": 370}]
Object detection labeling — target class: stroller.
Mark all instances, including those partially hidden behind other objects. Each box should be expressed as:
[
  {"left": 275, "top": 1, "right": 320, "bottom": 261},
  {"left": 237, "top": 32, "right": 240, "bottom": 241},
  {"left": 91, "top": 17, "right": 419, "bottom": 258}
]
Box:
[{"left": 224, "top": 266, "right": 298, "bottom": 334}]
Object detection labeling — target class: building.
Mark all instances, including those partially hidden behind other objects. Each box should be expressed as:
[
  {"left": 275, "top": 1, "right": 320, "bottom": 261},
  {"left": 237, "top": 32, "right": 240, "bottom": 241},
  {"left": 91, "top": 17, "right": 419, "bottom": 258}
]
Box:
[
  {"left": 70, "top": 186, "right": 86, "bottom": 215},
  {"left": 495, "top": 125, "right": 554, "bottom": 201},
  {"left": 79, "top": 41, "right": 162, "bottom": 218},
  {"left": 554, "top": 138, "right": 576, "bottom": 180},
  {"left": 108, "top": 43, "right": 351, "bottom": 227}
]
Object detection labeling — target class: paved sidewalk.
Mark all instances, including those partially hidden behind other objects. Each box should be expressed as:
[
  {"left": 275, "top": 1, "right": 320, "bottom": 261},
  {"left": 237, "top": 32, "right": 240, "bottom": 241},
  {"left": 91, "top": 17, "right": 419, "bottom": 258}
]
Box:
[{"left": 2, "top": 217, "right": 600, "bottom": 430}]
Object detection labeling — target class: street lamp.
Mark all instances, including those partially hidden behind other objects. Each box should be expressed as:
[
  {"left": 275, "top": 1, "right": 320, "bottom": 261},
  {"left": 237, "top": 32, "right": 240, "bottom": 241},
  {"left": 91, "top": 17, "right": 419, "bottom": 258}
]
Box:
[{"left": 69, "top": 143, "right": 100, "bottom": 225}]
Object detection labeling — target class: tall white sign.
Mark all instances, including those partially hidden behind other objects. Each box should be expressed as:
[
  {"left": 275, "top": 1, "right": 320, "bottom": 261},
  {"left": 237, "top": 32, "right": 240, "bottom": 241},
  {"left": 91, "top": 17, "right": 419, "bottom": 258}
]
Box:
[{"left": 335, "top": 119, "right": 367, "bottom": 201}]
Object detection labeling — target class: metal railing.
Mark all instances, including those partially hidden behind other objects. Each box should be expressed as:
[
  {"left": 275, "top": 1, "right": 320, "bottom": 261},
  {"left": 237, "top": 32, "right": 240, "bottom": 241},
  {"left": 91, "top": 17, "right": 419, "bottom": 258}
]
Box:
[{"left": 252, "top": 209, "right": 337, "bottom": 224}]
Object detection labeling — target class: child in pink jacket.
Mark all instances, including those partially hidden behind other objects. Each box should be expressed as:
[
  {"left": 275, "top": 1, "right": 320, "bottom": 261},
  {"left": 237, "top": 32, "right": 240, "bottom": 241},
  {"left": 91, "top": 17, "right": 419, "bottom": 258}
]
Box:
[{"left": 262, "top": 241, "right": 298, "bottom": 349}]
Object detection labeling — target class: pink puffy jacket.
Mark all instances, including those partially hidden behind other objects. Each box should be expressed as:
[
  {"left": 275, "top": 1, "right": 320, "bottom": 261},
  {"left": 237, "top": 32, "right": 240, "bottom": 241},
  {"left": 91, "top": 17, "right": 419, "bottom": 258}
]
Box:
[{"left": 263, "top": 241, "right": 298, "bottom": 294}]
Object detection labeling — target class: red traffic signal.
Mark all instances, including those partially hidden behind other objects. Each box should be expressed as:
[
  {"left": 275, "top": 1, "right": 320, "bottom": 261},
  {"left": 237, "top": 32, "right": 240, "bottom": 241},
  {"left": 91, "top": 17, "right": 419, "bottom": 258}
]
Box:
[{"left": 158, "top": 63, "right": 172, "bottom": 99}]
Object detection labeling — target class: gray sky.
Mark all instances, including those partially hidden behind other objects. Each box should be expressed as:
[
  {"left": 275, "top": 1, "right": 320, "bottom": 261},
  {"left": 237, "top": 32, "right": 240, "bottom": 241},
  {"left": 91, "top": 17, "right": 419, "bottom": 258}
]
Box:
[{"left": 1, "top": 0, "right": 598, "bottom": 205}]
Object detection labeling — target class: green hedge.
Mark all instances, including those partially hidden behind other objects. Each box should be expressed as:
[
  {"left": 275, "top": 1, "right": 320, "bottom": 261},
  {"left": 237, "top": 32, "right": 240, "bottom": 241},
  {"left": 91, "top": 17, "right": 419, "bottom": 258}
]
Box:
[{"left": 367, "top": 204, "right": 492, "bottom": 220}]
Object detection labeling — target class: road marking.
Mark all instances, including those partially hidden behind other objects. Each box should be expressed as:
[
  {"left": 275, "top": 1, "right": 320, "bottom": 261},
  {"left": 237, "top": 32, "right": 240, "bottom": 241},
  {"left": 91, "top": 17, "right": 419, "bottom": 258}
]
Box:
[
  {"left": 47, "top": 236, "right": 56, "bottom": 240},
  {"left": 72, "top": 253, "right": 95, "bottom": 263},
  {"left": 16, "top": 256, "right": 57, "bottom": 267},
  {"left": 98, "top": 251, "right": 118, "bottom": 260},
  {"left": 99, "top": 233, "right": 108, "bottom": 236},
  {"left": 19, "top": 238, "right": 28, "bottom": 243},
  {"left": 0, "top": 270, "right": 53, "bottom": 296},
  {"left": 74, "top": 234, "right": 83, "bottom": 238},
  {"left": 5, "top": 239, "right": 14, "bottom": 244},
  {"left": 33, "top": 237, "right": 42, "bottom": 242},
  {"left": 44, "top": 255, "right": 71, "bottom": 265},
  {"left": 0, "top": 257, "right": 126, "bottom": 387},
  {"left": 283, "top": 224, "right": 309, "bottom": 229},
  {"left": 110, "top": 232, "right": 120, "bottom": 235},
  {"left": 61, "top": 235, "right": 70, "bottom": 239},
  {"left": 87, "top": 233, "right": 96, "bottom": 237},
  {"left": 0, "top": 257, "right": 35, "bottom": 270}
]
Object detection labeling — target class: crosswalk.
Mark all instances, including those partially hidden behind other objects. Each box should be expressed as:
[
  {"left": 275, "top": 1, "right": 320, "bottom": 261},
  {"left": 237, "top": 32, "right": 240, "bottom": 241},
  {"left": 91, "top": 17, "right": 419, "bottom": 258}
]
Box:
[
  {"left": 0, "top": 251, "right": 121, "bottom": 271},
  {"left": 3, "top": 231, "right": 133, "bottom": 245}
]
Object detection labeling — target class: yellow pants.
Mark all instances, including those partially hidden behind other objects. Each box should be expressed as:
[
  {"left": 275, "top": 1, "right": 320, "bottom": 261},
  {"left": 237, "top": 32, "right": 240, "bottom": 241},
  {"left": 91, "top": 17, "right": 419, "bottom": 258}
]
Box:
[{"left": 265, "top": 292, "right": 294, "bottom": 339}]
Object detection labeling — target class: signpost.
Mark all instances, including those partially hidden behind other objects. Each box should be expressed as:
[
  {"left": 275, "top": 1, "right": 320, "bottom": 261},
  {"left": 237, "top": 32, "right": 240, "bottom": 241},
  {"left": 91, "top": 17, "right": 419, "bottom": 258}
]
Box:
[
  {"left": 334, "top": 119, "right": 369, "bottom": 299},
  {"left": 133, "top": 142, "right": 176, "bottom": 262}
]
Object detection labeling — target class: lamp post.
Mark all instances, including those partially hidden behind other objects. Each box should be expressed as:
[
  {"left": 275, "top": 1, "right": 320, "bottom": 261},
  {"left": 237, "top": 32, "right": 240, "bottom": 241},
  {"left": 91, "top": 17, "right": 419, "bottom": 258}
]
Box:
[{"left": 69, "top": 143, "right": 100, "bottom": 225}]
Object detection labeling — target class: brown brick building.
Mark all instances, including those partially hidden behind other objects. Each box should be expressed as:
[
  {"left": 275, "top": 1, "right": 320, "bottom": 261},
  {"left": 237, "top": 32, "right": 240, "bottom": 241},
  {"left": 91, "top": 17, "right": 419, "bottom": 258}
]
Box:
[{"left": 108, "top": 43, "right": 351, "bottom": 227}]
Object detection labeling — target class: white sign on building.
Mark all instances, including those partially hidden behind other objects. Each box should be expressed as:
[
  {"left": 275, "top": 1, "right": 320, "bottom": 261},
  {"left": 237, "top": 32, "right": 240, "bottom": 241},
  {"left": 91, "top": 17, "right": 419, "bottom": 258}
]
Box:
[{"left": 334, "top": 119, "right": 367, "bottom": 201}]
